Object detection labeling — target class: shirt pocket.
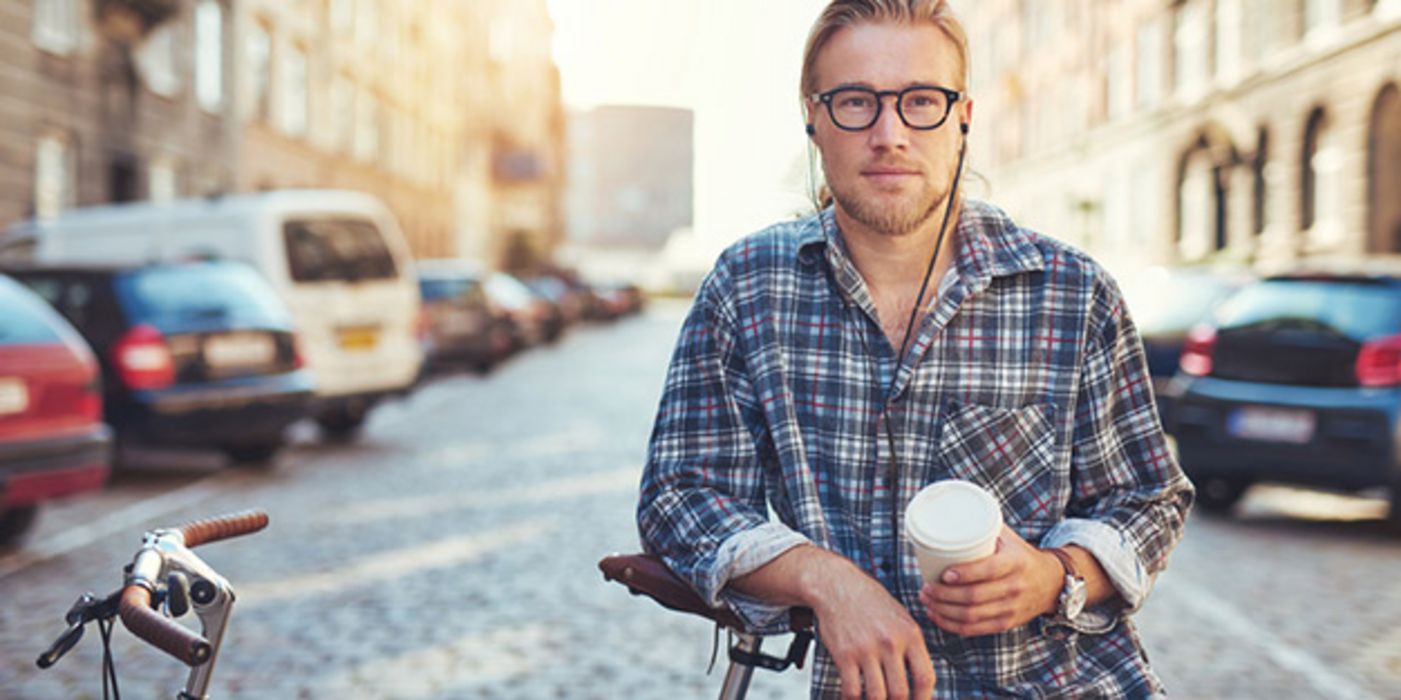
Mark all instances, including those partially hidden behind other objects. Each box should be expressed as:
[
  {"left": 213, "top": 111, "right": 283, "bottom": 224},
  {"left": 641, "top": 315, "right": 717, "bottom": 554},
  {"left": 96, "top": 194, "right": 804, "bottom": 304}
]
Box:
[{"left": 935, "top": 401, "right": 1063, "bottom": 537}]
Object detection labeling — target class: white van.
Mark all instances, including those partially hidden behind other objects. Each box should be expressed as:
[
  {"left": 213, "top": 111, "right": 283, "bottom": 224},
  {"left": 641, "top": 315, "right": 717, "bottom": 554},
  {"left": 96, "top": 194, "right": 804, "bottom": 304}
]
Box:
[{"left": 0, "top": 190, "right": 422, "bottom": 438}]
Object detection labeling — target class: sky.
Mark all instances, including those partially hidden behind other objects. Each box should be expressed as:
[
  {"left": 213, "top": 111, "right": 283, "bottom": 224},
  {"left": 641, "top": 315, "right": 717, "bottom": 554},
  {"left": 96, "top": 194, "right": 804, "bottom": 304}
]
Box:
[{"left": 547, "top": 0, "right": 828, "bottom": 248}]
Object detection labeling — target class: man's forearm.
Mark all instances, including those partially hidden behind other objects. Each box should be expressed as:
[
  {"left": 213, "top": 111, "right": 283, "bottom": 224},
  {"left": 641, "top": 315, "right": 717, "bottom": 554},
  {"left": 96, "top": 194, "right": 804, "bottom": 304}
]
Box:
[{"left": 730, "top": 542, "right": 861, "bottom": 609}]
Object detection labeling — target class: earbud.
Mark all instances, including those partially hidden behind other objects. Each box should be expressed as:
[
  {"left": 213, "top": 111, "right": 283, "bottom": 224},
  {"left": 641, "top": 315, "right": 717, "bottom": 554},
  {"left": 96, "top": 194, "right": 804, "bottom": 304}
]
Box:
[
  {"left": 805, "top": 123, "right": 816, "bottom": 136},
  {"left": 960, "top": 122, "right": 969, "bottom": 135}
]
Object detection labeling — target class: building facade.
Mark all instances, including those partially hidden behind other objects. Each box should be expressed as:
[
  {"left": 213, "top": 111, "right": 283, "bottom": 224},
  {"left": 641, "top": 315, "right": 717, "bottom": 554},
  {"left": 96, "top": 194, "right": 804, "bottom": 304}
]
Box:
[
  {"left": 0, "top": 0, "right": 237, "bottom": 226},
  {"left": 0, "top": 0, "right": 566, "bottom": 266},
  {"left": 565, "top": 105, "right": 694, "bottom": 249},
  {"left": 957, "top": 0, "right": 1401, "bottom": 274}
]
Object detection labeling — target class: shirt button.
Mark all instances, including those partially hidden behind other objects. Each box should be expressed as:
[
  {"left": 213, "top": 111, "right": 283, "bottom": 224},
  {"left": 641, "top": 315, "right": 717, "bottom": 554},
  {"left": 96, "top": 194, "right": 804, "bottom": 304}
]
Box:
[{"left": 877, "top": 559, "right": 892, "bottom": 575}]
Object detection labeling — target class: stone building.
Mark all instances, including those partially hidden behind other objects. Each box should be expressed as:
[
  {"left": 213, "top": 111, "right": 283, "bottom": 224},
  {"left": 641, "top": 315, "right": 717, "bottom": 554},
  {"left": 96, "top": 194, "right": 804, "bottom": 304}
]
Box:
[
  {"left": 0, "top": 0, "right": 237, "bottom": 226},
  {"left": 0, "top": 0, "right": 566, "bottom": 265},
  {"left": 957, "top": 0, "right": 1401, "bottom": 273}
]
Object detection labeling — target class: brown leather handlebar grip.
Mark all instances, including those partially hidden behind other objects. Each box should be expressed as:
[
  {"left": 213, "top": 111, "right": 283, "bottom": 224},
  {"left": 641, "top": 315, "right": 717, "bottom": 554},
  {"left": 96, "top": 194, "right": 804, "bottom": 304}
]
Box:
[
  {"left": 177, "top": 509, "right": 269, "bottom": 548},
  {"left": 118, "top": 586, "right": 212, "bottom": 667},
  {"left": 601, "top": 553, "right": 822, "bottom": 633}
]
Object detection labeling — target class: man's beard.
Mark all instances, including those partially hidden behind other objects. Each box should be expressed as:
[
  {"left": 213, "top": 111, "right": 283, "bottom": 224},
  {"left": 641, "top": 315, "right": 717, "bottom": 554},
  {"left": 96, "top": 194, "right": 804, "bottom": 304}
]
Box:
[{"left": 830, "top": 177, "right": 946, "bottom": 238}]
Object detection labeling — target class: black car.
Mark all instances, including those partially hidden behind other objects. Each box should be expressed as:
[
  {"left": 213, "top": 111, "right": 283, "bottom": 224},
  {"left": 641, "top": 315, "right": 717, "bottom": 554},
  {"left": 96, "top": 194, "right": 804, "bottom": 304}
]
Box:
[
  {"left": 416, "top": 261, "right": 512, "bottom": 372},
  {"left": 3, "top": 260, "right": 314, "bottom": 466},
  {"left": 1164, "top": 264, "right": 1401, "bottom": 524},
  {"left": 1122, "top": 266, "right": 1253, "bottom": 427}
]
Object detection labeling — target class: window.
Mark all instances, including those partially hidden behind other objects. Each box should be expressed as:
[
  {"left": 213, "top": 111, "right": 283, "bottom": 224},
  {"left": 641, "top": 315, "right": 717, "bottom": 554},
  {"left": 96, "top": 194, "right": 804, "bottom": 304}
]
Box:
[
  {"left": 282, "top": 219, "right": 398, "bottom": 282},
  {"left": 1215, "top": 0, "right": 1243, "bottom": 85},
  {"left": 246, "top": 23, "right": 272, "bottom": 121},
  {"left": 1136, "top": 18, "right": 1164, "bottom": 111},
  {"left": 1106, "top": 43, "right": 1131, "bottom": 121},
  {"left": 1304, "top": 0, "right": 1342, "bottom": 40},
  {"left": 1173, "top": 1, "right": 1209, "bottom": 101},
  {"left": 34, "top": 133, "right": 74, "bottom": 220},
  {"left": 148, "top": 156, "right": 177, "bottom": 202},
  {"left": 1253, "top": 127, "right": 1270, "bottom": 238},
  {"left": 354, "top": 91, "right": 379, "bottom": 161},
  {"left": 281, "top": 45, "right": 309, "bottom": 136},
  {"left": 331, "top": 76, "right": 354, "bottom": 153},
  {"left": 329, "top": 0, "right": 354, "bottom": 33},
  {"left": 33, "top": 0, "right": 78, "bottom": 55},
  {"left": 195, "top": 0, "right": 224, "bottom": 112},
  {"left": 137, "top": 24, "right": 180, "bottom": 96},
  {"left": 1302, "top": 108, "right": 1344, "bottom": 247},
  {"left": 356, "top": 0, "right": 378, "bottom": 48}
]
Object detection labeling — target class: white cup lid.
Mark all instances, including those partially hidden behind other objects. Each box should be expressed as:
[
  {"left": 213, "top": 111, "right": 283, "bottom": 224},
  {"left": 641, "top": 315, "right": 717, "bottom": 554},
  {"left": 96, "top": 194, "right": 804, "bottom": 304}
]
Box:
[{"left": 904, "top": 480, "right": 1002, "bottom": 550}]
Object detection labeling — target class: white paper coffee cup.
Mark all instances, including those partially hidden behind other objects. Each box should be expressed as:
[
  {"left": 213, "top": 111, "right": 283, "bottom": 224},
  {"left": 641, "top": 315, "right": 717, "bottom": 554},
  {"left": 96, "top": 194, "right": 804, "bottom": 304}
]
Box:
[{"left": 904, "top": 480, "right": 1003, "bottom": 584}]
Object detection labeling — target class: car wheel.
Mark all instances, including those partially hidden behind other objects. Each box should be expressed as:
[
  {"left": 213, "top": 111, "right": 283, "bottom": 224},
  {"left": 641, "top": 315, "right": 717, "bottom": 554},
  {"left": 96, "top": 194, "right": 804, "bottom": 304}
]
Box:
[
  {"left": 317, "top": 404, "right": 368, "bottom": 441},
  {"left": 1195, "top": 476, "right": 1251, "bottom": 514},
  {"left": 224, "top": 442, "right": 282, "bottom": 468},
  {"left": 0, "top": 505, "right": 39, "bottom": 547}
]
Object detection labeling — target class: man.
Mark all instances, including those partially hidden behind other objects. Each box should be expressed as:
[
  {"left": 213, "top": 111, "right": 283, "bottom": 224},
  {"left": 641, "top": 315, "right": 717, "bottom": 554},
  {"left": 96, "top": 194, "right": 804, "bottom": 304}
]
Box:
[{"left": 637, "top": 1, "right": 1194, "bottom": 697}]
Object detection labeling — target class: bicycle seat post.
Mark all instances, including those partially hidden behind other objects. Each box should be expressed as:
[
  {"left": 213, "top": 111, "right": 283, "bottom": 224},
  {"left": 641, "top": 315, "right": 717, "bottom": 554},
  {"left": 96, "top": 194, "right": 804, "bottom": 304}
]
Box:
[{"left": 719, "top": 634, "right": 762, "bottom": 700}]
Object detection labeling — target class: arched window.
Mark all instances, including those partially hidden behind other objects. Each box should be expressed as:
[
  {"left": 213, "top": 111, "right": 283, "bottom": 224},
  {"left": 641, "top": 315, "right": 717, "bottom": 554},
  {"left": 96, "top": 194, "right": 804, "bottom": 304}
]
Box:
[
  {"left": 1301, "top": 107, "right": 1343, "bottom": 247},
  {"left": 1252, "top": 126, "right": 1269, "bottom": 239},
  {"left": 1369, "top": 84, "right": 1401, "bottom": 253},
  {"left": 1177, "top": 139, "right": 1227, "bottom": 260}
]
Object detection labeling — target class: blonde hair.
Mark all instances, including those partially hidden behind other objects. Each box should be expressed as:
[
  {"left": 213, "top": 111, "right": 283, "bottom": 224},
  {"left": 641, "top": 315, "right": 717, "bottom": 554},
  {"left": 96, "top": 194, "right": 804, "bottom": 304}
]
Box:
[{"left": 800, "top": 0, "right": 970, "bottom": 99}]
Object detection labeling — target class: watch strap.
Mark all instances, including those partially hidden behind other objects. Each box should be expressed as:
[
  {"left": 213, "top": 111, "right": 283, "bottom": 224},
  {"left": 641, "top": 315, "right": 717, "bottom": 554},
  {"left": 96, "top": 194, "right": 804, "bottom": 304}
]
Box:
[{"left": 1047, "top": 547, "right": 1083, "bottom": 582}]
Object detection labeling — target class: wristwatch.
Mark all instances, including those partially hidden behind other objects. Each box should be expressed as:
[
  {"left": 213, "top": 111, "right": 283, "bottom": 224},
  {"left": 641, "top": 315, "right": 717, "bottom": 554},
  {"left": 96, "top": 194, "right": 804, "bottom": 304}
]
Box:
[{"left": 1047, "top": 547, "right": 1087, "bottom": 622}]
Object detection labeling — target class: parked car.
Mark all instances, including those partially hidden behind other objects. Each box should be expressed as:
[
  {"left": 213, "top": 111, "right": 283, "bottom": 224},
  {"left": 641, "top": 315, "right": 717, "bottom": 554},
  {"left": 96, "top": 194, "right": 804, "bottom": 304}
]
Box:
[
  {"left": 3, "top": 260, "right": 314, "bottom": 466},
  {"left": 593, "top": 281, "right": 647, "bottom": 318},
  {"left": 416, "top": 260, "right": 513, "bottom": 372},
  {"left": 1122, "top": 265, "right": 1253, "bottom": 427},
  {"left": 0, "top": 274, "right": 110, "bottom": 545},
  {"left": 484, "top": 272, "right": 557, "bottom": 348},
  {"left": 1164, "top": 264, "right": 1401, "bottom": 525},
  {"left": 0, "top": 190, "right": 422, "bottom": 439}
]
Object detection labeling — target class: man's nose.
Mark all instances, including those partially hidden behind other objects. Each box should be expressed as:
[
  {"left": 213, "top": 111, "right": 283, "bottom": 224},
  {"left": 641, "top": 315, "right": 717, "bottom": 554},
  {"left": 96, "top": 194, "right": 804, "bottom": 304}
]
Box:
[{"left": 867, "top": 97, "right": 910, "bottom": 148}]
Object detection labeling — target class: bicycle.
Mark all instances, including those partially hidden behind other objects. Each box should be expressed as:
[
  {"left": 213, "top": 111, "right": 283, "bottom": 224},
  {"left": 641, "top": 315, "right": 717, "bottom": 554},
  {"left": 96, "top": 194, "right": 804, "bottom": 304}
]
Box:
[
  {"left": 600, "top": 552, "right": 814, "bottom": 700},
  {"left": 35, "top": 509, "right": 269, "bottom": 700}
]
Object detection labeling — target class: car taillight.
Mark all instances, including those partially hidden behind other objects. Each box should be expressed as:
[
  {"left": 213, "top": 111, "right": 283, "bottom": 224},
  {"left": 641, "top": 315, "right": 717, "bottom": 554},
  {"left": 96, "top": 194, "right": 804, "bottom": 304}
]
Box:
[
  {"left": 1356, "top": 333, "right": 1401, "bottom": 387},
  {"left": 1179, "top": 324, "right": 1217, "bottom": 376},
  {"left": 78, "top": 375, "right": 103, "bottom": 422},
  {"left": 112, "top": 324, "right": 175, "bottom": 390}
]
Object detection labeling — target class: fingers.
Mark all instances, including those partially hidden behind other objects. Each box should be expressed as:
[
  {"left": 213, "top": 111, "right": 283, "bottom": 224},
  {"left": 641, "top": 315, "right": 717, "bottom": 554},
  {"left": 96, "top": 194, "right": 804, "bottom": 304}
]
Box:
[
  {"left": 838, "top": 659, "right": 863, "bottom": 700},
  {"left": 907, "top": 644, "right": 937, "bottom": 698},
  {"left": 861, "top": 656, "right": 888, "bottom": 700}
]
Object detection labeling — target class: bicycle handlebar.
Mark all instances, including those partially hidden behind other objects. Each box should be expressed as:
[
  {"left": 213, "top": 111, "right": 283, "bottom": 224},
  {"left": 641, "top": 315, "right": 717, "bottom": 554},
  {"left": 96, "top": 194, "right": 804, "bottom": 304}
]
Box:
[
  {"left": 176, "top": 509, "right": 269, "bottom": 548},
  {"left": 119, "top": 509, "right": 268, "bottom": 667},
  {"left": 118, "top": 585, "right": 211, "bottom": 666}
]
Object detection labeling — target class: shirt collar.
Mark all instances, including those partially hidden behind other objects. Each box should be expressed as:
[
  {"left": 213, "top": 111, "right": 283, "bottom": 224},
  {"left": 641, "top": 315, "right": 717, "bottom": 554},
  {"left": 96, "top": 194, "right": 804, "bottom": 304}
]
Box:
[{"left": 798, "top": 199, "right": 1045, "bottom": 287}]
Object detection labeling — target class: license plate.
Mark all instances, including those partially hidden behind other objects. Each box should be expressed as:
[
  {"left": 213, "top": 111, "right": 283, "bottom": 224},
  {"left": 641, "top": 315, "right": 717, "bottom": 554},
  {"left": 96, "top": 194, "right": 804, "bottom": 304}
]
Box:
[
  {"left": 338, "top": 327, "right": 379, "bottom": 351},
  {"left": 204, "top": 334, "right": 276, "bottom": 368},
  {"left": 1227, "top": 406, "right": 1316, "bottom": 444},
  {"left": 442, "top": 312, "right": 483, "bottom": 335},
  {"left": 0, "top": 377, "right": 28, "bottom": 416}
]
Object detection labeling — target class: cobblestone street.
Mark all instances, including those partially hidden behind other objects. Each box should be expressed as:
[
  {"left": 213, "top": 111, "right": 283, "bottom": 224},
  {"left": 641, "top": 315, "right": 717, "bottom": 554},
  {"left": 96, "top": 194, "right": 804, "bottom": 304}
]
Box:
[{"left": 2, "top": 300, "right": 1399, "bottom": 699}]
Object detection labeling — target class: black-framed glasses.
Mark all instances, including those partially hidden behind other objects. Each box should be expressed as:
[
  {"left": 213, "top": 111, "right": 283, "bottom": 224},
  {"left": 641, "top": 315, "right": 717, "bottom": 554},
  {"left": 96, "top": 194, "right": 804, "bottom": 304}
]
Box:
[{"left": 811, "top": 85, "right": 961, "bottom": 131}]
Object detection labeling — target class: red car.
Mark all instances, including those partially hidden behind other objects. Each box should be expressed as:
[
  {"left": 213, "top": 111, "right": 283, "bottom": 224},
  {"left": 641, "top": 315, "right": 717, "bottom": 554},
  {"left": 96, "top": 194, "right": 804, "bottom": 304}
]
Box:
[{"left": 0, "top": 274, "right": 110, "bottom": 546}]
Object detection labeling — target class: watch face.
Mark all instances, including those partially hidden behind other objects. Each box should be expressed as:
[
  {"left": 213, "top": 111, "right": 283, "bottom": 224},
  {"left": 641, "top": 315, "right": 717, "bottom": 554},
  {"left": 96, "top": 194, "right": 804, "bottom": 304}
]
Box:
[{"left": 1061, "top": 576, "right": 1088, "bottom": 619}]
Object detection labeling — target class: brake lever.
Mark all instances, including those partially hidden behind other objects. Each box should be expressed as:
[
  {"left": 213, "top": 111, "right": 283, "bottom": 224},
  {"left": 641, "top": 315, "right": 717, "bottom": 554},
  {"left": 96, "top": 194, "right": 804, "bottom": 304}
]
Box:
[{"left": 36, "top": 590, "right": 123, "bottom": 669}]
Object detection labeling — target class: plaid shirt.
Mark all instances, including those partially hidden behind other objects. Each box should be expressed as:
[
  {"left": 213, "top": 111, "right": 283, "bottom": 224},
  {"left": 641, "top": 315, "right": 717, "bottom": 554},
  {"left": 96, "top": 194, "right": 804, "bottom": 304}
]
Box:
[{"left": 638, "top": 200, "right": 1193, "bottom": 698}]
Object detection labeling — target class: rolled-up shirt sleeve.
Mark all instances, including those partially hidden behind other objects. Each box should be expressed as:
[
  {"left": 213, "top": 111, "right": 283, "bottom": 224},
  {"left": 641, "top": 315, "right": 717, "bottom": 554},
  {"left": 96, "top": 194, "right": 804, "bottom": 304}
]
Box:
[
  {"left": 637, "top": 271, "right": 806, "bottom": 633},
  {"left": 1041, "top": 277, "right": 1195, "bottom": 635}
]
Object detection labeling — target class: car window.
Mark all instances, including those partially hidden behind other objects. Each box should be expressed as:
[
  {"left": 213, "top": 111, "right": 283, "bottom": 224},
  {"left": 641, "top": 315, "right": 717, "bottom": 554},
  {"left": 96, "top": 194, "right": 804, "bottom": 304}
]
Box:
[
  {"left": 0, "top": 276, "right": 64, "bottom": 343},
  {"left": 420, "top": 275, "right": 485, "bottom": 303},
  {"left": 115, "top": 262, "right": 292, "bottom": 328},
  {"left": 1214, "top": 279, "right": 1401, "bottom": 340},
  {"left": 283, "top": 218, "right": 398, "bottom": 283}
]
